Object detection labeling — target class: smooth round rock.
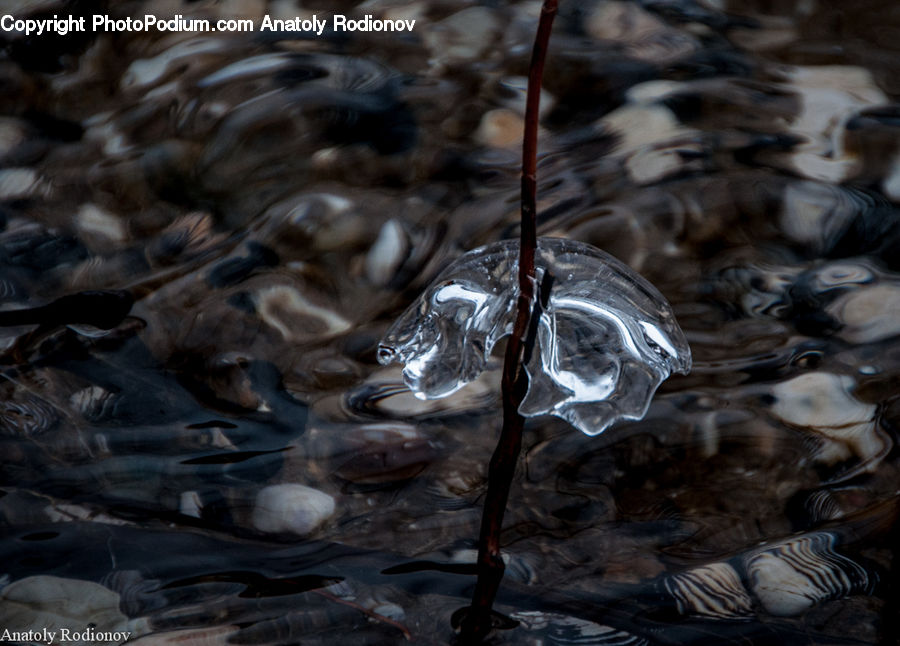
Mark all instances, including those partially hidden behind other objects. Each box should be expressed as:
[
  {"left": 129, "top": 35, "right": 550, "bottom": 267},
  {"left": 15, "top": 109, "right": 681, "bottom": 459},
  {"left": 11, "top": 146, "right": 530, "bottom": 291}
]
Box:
[{"left": 251, "top": 483, "right": 335, "bottom": 536}]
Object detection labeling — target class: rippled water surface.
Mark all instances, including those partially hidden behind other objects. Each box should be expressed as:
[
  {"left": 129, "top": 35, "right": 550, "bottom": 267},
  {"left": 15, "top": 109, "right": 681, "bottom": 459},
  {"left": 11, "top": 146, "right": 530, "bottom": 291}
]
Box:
[{"left": 2, "top": 1, "right": 900, "bottom": 644}]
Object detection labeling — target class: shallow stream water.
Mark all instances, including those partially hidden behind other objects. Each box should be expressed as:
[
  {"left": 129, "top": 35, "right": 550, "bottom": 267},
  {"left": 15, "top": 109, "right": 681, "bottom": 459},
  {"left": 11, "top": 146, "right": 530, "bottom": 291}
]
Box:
[{"left": 1, "top": 1, "right": 900, "bottom": 644}]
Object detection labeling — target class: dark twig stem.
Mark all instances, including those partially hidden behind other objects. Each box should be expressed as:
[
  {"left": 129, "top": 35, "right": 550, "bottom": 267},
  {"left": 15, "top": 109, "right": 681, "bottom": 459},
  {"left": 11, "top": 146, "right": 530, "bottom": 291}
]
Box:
[{"left": 459, "top": 0, "right": 558, "bottom": 641}]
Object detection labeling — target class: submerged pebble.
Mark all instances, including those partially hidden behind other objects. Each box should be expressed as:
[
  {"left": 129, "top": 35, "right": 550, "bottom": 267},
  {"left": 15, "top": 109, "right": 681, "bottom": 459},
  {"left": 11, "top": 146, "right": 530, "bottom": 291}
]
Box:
[
  {"left": 0, "top": 168, "right": 44, "bottom": 200},
  {"left": 475, "top": 109, "right": 527, "bottom": 149},
  {"left": 774, "top": 65, "right": 888, "bottom": 183},
  {"left": 744, "top": 532, "right": 874, "bottom": 617},
  {"left": 251, "top": 483, "right": 336, "bottom": 536},
  {"left": 662, "top": 529, "right": 877, "bottom": 621},
  {"left": 303, "top": 421, "right": 438, "bottom": 485},
  {"left": 423, "top": 7, "right": 500, "bottom": 66},
  {"left": 769, "top": 372, "right": 887, "bottom": 474},
  {"left": 0, "top": 394, "right": 58, "bottom": 437},
  {"left": 254, "top": 284, "right": 352, "bottom": 341},
  {"left": 365, "top": 219, "right": 409, "bottom": 287},
  {"left": 0, "top": 575, "right": 148, "bottom": 640},
  {"left": 664, "top": 562, "right": 753, "bottom": 619},
  {"left": 827, "top": 284, "right": 900, "bottom": 343},
  {"left": 585, "top": 0, "right": 698, "bottom": 63},
  {"left": 511, "top": 610, "right": 649, "bottom": 646}
]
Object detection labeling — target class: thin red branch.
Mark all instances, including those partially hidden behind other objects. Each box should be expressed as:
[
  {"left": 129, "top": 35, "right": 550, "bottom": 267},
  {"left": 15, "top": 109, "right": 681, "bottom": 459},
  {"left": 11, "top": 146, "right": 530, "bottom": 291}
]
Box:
[
  {"left": 313, "top": 589, "right": 412, "bottom": 641},
  {"left": 519, "top": 0, "right": 557, "bottom": 302},
  {"left": 459, "top": 1, "right": 558, "bottom": 642}
]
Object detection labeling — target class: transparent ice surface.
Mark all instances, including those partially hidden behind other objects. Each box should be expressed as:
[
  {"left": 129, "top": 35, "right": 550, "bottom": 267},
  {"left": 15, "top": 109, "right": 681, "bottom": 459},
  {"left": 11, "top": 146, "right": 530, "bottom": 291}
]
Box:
[{"left": 377, "top": 238, "right": 691, "bottom": 436}]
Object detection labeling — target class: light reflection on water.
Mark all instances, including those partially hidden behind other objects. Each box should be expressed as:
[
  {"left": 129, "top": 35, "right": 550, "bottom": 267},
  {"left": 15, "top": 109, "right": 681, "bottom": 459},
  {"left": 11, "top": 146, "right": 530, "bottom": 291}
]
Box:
[{"left": 1, "top": 0, "right": 899, "bottom": 644}]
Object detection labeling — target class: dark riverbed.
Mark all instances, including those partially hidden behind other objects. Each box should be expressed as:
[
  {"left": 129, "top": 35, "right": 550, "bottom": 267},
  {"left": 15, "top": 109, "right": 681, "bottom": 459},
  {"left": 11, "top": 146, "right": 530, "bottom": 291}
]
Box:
[{"left": 1, "top": 0, "right": 900, "bottom": 644}]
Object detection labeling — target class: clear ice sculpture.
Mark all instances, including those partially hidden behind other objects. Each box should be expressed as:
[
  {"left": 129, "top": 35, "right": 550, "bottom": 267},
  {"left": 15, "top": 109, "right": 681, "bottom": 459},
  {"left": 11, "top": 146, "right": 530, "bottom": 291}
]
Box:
[{"left": 377, "top": 238, "right": 691, "bottom": 436}]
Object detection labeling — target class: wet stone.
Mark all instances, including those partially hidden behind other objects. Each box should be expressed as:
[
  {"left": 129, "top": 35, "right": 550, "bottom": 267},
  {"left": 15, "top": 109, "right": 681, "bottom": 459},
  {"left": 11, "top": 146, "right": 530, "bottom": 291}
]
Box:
[
  {"left": 768, "top": 372, "right": 887, "bottom": 476},
  {"left": 251, "top": 483, "right": 336, "bottom": 536},
  {"left": 744, "top": 532, "right": 875, "bottom": 617}
]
